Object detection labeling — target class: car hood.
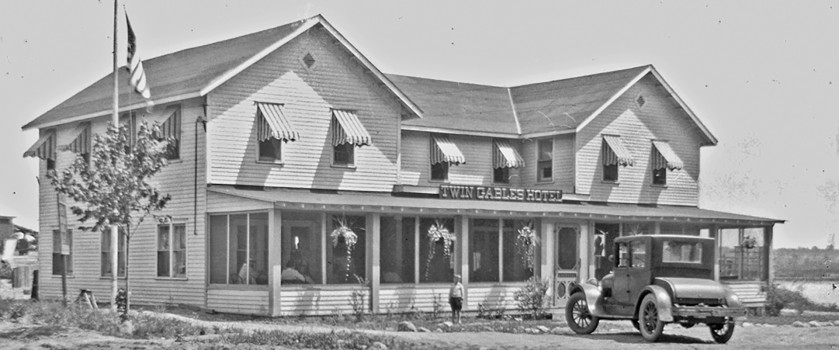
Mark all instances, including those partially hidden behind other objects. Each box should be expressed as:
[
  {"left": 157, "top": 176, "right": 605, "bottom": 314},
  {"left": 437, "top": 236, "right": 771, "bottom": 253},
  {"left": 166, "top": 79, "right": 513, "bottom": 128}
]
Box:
[{"left": 655, "top": 277, "right": 727, "bottom": 300}]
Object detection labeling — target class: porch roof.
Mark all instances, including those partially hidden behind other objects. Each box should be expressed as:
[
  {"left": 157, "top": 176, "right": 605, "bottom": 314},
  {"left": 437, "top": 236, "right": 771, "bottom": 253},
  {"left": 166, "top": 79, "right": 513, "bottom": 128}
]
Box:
[{"left": 208, "top": 185, "right": 784, "bottom": 227}]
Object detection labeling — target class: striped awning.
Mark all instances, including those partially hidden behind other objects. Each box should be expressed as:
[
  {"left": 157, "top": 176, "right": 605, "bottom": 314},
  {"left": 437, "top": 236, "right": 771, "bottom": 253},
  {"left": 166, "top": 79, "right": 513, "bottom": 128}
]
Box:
[
  {"left": 159, "top": 109, "right": 181, "bottom": 140},
  {"left": 58, "top": 123, "right": 91, "bottom": 154},
  {"left": 602, "top": 135, "right": 634, "bottom": 166},
  {"left": 256, "top": 102, "right": 298, "bottom": 142},
  {"left": 652, "top": 140, "right": 683, "bottom": 170},
  {"left": 493, "top": 139, "right": 525, "bottom": 168},
  {"left": 332, "top": 110, "right": 371, "bottom": 147},
  {"left": 430, "top": 134, "right": 466, "bottom": 165},
  {"left": 23, "top": 131, "right": 56, "bottom": 160}
]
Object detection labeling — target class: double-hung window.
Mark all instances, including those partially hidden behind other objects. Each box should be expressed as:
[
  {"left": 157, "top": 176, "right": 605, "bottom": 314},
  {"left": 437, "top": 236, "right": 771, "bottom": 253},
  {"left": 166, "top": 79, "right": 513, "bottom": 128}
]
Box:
[
  {"left": 101, "top": 229, "right": 127, "bottom": 277},
  {"left": 256, "top": 102, "right": 299, "bottom": 163},
  {"left": 429, "top": 134, "right": 465, "bottom": 182},
  {"left": 331, "top": 109, "right": 371, "bottom": 167},
  {"left": 51, "top": 229, "right": 72, "bottom": 275},
  {"left": 537, "top": 138, "right": 553, "bottom": 182},
  {"left": 157, "top": 222, "right": 186, "bottom": 278}
]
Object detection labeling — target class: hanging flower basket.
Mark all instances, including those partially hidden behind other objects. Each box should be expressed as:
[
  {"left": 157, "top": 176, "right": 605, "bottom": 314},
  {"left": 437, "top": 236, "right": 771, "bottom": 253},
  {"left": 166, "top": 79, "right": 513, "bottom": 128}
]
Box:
[
  {"left": 424, "top": 219, "right": 456, "bottom": 280},
  {"left": 515, "top": 223, "right": 539, "bottom": 269},
  {"left": 330, "top": 216, "right": 358, "bottom": 282},
  {"left": 741, "top": 235, "right": 757, "bottom": 250}
]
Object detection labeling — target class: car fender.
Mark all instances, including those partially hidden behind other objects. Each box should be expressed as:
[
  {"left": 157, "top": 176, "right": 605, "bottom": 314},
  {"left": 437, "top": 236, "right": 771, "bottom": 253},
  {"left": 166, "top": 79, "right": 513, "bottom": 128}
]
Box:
[
  {"left": 723, "top": 286, "right": 744, "bottom": 309},
  {"left": 639, "top": 285, "right": 674, "bottom": 322},
  {"left": 569, "top": 282, "right": 607, "bottom": 317}
]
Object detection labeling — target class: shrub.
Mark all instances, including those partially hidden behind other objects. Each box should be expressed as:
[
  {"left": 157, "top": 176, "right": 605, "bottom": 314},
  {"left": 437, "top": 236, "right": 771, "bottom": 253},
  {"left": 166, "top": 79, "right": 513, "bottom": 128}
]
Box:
[
  {"left": 765, "top": 283, "right": 839, "bottom": 316},
  {"left": 514, "top": 277, "right": 549, "bottom": 319}
]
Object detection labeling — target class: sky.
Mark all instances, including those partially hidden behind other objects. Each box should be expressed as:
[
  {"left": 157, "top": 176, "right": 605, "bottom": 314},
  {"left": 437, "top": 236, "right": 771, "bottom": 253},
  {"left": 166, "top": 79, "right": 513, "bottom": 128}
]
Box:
[{"left": 1, "top": 0, "right": 837, "bottom": 248}]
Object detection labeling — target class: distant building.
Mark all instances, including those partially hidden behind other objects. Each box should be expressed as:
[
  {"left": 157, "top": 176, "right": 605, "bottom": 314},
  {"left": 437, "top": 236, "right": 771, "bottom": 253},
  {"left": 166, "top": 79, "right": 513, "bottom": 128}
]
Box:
[{"left": 22, "top": 15, "right": 782, "bottom": 315}]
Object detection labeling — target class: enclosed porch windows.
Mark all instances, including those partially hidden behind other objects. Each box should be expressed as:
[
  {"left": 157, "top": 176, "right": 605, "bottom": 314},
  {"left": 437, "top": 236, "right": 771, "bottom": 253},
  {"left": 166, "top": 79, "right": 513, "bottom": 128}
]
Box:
[
  {"left": 469, "top": 219, "right": 534, "bottom": 283},
  {"left": 719, "top": 228, "right": 766, "bottom": 281},
  {"left": 208, "top": 212, "right": 269, "bottom": 285}
]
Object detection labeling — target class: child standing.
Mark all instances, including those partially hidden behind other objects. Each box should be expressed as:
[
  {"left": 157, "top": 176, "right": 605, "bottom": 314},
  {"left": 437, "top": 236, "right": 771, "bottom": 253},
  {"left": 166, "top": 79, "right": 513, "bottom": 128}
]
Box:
[{"left": 449, "top": 274, "right": 465, "bottom": 324}]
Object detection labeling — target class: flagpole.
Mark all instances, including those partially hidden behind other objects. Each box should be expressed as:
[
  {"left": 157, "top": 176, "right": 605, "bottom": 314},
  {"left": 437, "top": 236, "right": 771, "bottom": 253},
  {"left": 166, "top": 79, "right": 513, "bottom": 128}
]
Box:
[{"left": 111, "top": 0, "right": 120, "bottom": 312}]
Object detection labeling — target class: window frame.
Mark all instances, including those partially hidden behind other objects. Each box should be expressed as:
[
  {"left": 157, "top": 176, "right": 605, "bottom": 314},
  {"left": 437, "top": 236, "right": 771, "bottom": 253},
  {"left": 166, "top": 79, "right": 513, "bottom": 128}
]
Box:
[
  {"left": 652, "top": 167, "right": 667, "bottom": 185},
  {"left": 208, "top": 211, "right": 270, "bottom": 287},
  {"left": 257, "top": 137, "right": 284, "bottom": 164},
  {"left": 157, "top": 221, "right": 187, "bottom": 279},
  {"left": 51, "top": 229, "right": 73, "bottom": 276},
  {"left": 603, "top": 162, "right": 619, "bottom": 182},
  {"left": 493, "top": 166, "right": 510, "bottom": 184},
  {"left": 430, "top": 161, "right": 449, "bottom": 182},
  {"left": 332, "top": 142, "right": 355, "bottom": 167},
  {"left": 100, "top": 229, "right": 127, "bottom": 278},
  {"left": 164, "top": 106, "right": 182, "bottom": 161},
  {"left": 536, "top": 138, "right": 553, "bottom": 182}
]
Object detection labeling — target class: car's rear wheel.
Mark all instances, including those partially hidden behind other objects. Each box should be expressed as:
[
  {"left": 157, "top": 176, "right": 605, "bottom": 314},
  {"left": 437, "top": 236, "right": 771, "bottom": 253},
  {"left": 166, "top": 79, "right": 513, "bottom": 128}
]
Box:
[
  {"left": 566, "top": 292, "right": 599, "bottom": 334},
  {"left": 638, "top": 294, "right": 665, "bottom": 342},
  {"left": 709, "top": 317, "right": 735, "bottom": 344}
]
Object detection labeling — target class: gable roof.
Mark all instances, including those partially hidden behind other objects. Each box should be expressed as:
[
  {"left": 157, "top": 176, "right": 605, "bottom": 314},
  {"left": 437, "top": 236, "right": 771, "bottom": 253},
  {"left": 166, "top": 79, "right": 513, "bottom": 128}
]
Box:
[
  {"left": 393, "top": 65, "right": 717, "bottom": 145},
  {"left": 22, "top": 15, "right": 422, "bottom": 130}
]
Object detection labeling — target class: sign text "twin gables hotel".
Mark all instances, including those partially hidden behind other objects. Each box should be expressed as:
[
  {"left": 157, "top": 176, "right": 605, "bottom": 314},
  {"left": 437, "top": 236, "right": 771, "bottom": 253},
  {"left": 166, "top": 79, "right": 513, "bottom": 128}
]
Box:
[{"left": 439, "top": 185, "right": 563, "bottom": 203}]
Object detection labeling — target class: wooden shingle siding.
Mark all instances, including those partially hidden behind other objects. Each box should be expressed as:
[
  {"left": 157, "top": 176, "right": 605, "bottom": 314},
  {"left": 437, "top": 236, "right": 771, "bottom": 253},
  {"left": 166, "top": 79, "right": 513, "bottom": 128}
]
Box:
[
  {"left": 207, "top": 26, "right": 400, "bottom": 192},
  {"left": 208, "top": 289, "right": 270, "bottom": 315},
  {"left": 517, "top": 134, "right": 575, "bottom": 193},
  {"left": 38, "top": 99, "right": 207, "bottom": 308},
  {"left": 575, "top": 75, "right": 702, "bottom": 206},
  {"left": 399, "top": 131, "right": 524, "bottom": 187}
]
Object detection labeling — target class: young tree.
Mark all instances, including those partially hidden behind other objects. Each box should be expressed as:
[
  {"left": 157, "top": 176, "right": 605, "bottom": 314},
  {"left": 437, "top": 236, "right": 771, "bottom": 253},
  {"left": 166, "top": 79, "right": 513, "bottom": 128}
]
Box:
[{"left": 48, "top": 122, "right": 174, "bottom": 317}]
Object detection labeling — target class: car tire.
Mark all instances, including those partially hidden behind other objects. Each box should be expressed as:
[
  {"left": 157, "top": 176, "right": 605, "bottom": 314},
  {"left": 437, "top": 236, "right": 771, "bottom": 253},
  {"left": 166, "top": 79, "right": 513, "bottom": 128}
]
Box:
[
  {"left": 566, "top": 292, "right": 599, "bottom": 334},
  {"left": 638, "top": 294, "right": 665, "bottom": 342},
  {"left": 709, "top": 317, "right": 735, "bottom": 344}
]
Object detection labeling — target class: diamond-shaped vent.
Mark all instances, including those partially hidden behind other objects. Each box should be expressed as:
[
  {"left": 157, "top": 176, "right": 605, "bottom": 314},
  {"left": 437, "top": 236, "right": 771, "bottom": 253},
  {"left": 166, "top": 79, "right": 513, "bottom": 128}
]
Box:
[
  {"left": 302, "top": 53, "right": 316, "bottom": 68},
  {"left": 636, "top": 95, "right": 646, "bottom": 108}
]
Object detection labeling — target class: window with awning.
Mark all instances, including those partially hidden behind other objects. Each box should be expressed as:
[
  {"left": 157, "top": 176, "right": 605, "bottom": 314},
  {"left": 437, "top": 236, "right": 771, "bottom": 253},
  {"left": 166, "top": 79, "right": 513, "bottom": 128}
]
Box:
[
  {"left": 256, "top": 102, "right": 298, "bottom": 162},
  {"left": 59, "top": 122, "right": 91, "bottom": 156},
  {"left": 493, "top": 139, "right": 525, "bottom": 169},
  {"left": 602, "top": 135, "right": 634, "bottom": 182},
  {"left": 331, "top": 109, "right": 370, "bottom": 167},
  {"left": 24, "top": 130, "right": 57, "bottom": 170},
  {"left": 430, "top": 134, "right": 465, "bottom": 182},
  {"left": 651, "top": 140, "right": 683, "bottom": 170}
]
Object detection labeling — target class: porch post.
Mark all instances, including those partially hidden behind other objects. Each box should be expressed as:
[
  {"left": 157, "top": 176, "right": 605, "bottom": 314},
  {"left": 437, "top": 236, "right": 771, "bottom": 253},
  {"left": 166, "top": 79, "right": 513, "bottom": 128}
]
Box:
[
  {"left": 369, "top": 213, "right": 381, "bottom": 314},
  {"left": 540, "top": 220, "right": 554, "bottom": 283},
  {"left": 764, "top": 225, "right": 773, "bottom": 282},
  {"left": 578, "top": 222, "right": 589, "bottom": 282},
  {"left": 711, "top": 225, "right": 720, "bottom": 281},
  {"left": 458, "top": 215, "right": 469, "bottom": 306},
  {"left": 268, "top": 208, "right": 282, "bottom": 316}
]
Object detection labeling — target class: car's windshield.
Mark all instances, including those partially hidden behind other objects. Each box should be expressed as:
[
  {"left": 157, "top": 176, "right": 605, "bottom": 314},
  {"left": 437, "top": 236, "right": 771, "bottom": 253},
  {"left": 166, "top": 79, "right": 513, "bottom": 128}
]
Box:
[{"left": 661, "top": 240, "right": 703, "bottom": 263}]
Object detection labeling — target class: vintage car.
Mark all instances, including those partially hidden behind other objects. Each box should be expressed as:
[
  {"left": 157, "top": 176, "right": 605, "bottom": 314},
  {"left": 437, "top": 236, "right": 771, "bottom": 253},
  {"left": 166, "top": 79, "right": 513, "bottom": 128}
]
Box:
[{"left": 565, "top": 235, "right": 746, "bottom": 343}]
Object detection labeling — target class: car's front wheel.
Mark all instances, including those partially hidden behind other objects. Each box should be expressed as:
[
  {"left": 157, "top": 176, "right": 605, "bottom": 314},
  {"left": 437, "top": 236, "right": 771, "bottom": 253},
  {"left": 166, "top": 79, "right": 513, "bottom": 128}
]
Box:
[
  {"left": 566, "top": 292, "right": 599, "bottom": 334},
  {"left": 709, "top": 317, "right": 736, "bottom": 344},
  {"left": 638, "top": 294, "right": 665, "bottom": 342}
]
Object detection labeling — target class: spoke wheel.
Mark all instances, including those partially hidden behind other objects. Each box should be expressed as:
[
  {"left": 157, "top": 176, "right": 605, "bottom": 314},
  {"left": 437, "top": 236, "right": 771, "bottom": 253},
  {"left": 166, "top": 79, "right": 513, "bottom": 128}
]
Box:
[
  {"left": 709, "top": 317, "right": 736, "bottom": 344},
  {"left": 638, "top": 294, "right": 664, "bottom": 342},
  {"left": 565, "top": 292, "right": 599, "bottom": 334}
]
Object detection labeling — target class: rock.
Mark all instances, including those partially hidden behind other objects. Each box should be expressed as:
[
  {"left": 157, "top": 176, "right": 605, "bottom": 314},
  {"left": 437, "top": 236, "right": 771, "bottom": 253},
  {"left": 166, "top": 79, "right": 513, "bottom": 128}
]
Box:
[
  {"left": 434, "top": 328, "right": 443, "bottom": 333},
  {"left": 753, "top": 323, "right": 763, "bottom": 327},
  {"left": 441, "top": 321, "right": 454, "bottom": 329},
  {"left": 397, "top": 321, "right": 418, "bottom": 332},
  {"left": 792, "top": 321, "right": 808, "bottom": 328},
  {"left": 535, "top": 325, "right": 550, "bottom": 333},
  {"left": 418, "top": 327, "right": 431, "bottom": 333},
  {"left": 742, "top": 322, "right": 753, "bottom": 327},
  {"left": 550, "top": 326, "right": 566, "bottom": 334},
  {"left": 369, "top": 342, "right": 388, "bottom": 350},
  {"left": 808, "top": 320, "right": 822, "bottom": 327}
]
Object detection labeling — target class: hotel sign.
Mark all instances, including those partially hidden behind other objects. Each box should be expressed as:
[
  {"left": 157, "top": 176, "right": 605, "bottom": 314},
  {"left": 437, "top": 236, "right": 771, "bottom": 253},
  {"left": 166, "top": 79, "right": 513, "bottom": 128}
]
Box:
[{"left": 439, "top": 185, "right": 563, "bottom": 203}]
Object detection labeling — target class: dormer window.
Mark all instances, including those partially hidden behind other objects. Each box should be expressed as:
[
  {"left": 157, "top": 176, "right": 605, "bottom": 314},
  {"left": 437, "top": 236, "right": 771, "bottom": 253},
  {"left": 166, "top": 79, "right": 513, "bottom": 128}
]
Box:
[
  {"left": 493, "top": 139, "right": 525, "bottom": 184},
  {"left": 602, "top": 135, "right": 634, "bottom": 182}
]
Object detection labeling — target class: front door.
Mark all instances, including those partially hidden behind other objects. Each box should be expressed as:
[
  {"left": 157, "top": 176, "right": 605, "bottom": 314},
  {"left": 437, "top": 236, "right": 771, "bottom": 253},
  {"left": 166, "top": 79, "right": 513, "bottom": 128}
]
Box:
[{"left": 553, "top": 226, "right": 579, "bottom": 306}]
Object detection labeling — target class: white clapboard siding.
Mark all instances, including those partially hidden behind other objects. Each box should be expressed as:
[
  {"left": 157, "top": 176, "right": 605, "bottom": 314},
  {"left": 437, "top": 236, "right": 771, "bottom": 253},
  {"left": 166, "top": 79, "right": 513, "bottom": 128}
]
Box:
[
  {"left": 38, "top": 99, "right": 208, "bottom": 308},
  {"left": 208, "top": 289, "right": 270, "bottom": 315},
  {"left": 279, "top": 286, "right": 367, "bottom": 316},
  {"left": 399, "top": 132, "right": 526, "bottom": 188},
  {"left": 378, "top": 285, "right": 451, "bottom": 313},
  {"left": 466, "top": 283, "right": 527, "bottom": 311},
  {"left": 518, "top": 134, "right": 575, "bottom": 193},
  {"left": 207, "top": 26, "right": 400, "bottom": 193},
  {"left": 575, "top": 74, "right": 702, "bottom": 206},
  {"left": 723, "top": 281, "right": 768, "bottom": 307}
]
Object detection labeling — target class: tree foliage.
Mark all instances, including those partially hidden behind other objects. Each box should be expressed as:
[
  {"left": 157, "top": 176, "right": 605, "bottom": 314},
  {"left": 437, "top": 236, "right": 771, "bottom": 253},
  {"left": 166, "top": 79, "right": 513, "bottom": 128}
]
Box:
[{"left": 48, "top": 122, "right": 173, "bottom": 235}]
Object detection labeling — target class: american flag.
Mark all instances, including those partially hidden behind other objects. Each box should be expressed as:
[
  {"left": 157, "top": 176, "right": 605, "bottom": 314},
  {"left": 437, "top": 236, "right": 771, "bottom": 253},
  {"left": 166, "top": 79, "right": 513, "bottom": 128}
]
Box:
[{"left": 126, "top": 13, "right": 151, "bottom": 100}]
